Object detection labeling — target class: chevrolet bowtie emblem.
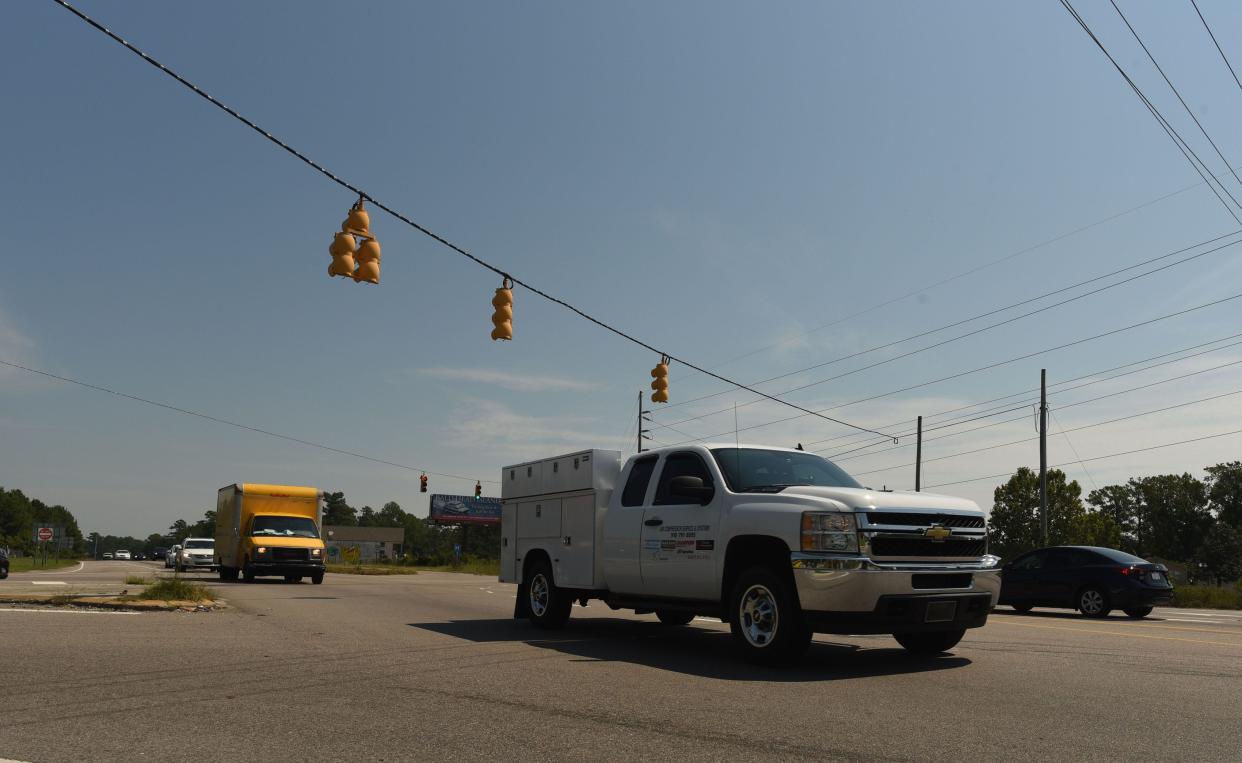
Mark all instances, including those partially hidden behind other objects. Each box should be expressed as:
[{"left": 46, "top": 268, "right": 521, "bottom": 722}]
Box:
[{"left": 924, "top": 524, "right": 952, "bottom": 541}]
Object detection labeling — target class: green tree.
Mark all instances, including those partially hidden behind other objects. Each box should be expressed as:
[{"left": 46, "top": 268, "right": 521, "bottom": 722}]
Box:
[
  {"left": 988, "top": 468, "right": 1085, "bottom": 560},
  {"left": 357, "top": 506, "right": 377, "bottom": 527},
  {"left": 1086, "top": 484, "right": 1142, "bottom": 554},
  {"left": 1194, "top": 523, "right": 1242, "bottom": 583},
  {"left": 189, "top": 510, "right": 216, "bottom": 538},
  {"left": 377, "top": 501, "right": 406, "bottom": 527},
  {"left": 323, "top": 491, "right": 356, "bottom": 526},
  {"left": 1205, "top": 461, "right": 1242, "bottom": 529},
  {"left": 1068, "top": 511, "right": 1121, "bottom": 548},
  {"left": 168, "top": 519, "right": 190, "bottom": 541},
  {"left": 1129, "top": 473, "right": 1211, "bottom": 562}
]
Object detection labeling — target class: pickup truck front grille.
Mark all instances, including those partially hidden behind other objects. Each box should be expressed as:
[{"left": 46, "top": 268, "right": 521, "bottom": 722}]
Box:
[
  {"left": 869, "top": 537, "right": 987, "bottom": 558},
  {"left": 865, "top": 512, "right": 984, "bottom": 529}
]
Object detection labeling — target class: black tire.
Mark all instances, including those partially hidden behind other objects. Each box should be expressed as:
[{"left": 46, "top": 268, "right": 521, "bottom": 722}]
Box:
[
  {"left": 525, "top": 558, "right": 572, "bottom": 629},
  {"left": 1011, "top": 602, "right": 1034, "bottom": 614},
  {"left": 284, "top": 575, "right": 299, "bottom": 583},
  {"left": 0, "top": 566, "right": 7, "bottom": 580},
  {"left": 311, "top": 572, "right": 324, "bottom": 585},
  {"left": 727, "top": 565, "right": 811, "bottom": 665},
  {"left": 1078, "top": 586, "right": 1112, "bottom": 618},
  {"left": 1123, "top": 606, "right": 1153, "bottom": 619},
  {"left": 894, "top": 629, "right": 966, "bottom": 655},
  {"left": 656, "top": 610, "right": 696, "bottom": 626},
  {"left": 242, "top": 561, "right": 256, "bottom": 582}
]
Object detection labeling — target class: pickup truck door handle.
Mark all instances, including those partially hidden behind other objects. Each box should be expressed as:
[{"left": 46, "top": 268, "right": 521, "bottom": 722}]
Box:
[{"left": 644, "top": 518, "right": 663, "bottom": 527}]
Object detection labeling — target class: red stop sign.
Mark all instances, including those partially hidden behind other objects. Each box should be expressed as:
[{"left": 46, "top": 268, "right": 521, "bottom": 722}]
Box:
[{"left": 37, "top": 527, "right": 53, "bottom": 542}]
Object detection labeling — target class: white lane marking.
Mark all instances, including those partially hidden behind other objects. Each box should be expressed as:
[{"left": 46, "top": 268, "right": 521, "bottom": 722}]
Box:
[
  {"left": 36, "top": 561, "right": 86, "bottom": 574},
  {"left": 0, "top": 608, "right": 140, "bottom": 615},
  {"left": 1172, "top": 611, "right": 1242, "bottom": 619},
  {"left": 31, "top": 581, "right": 67, "bottom": 586},
  {"left": 1163, "top": 617, "right": 1224, "bottom": 624}
]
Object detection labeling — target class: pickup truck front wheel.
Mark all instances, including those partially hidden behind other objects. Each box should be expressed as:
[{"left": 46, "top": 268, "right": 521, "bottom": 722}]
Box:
[
  {"left": 728, "top": 566, "right": 811, "bottom": 665},
  {"left": 526, "top": 559, "right": 571, "bottom": 629}
]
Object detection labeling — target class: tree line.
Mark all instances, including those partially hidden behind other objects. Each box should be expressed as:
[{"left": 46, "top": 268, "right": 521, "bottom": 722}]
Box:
[
  {"left": 0, "top": 486, "right": 85, "bottom": 554},
  {"left": 987, "top": 461, "right": 1242, "bottom": 582},
  {"left": 322, "top": 491, "right": 499, "bottom": 564}
]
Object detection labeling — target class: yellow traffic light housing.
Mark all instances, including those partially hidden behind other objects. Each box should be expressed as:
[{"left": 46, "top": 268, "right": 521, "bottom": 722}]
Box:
[
  {"left": 328, "top": 232, "right": 357, "bottom": 278},
  {"left": 327, "top": 196, "right": 381, "bottom": 284},
  {"left": 353, "top": 238, "right": 381, "bottom": 284},
  {"left": 491, "top": 278, "right": 514, "bottom": 341},
  {"left": 342, "top": 198, "right": 371, "bottom": 237},
  {"left": 650, "top": 355, "right": 670, "bottom": 403}
]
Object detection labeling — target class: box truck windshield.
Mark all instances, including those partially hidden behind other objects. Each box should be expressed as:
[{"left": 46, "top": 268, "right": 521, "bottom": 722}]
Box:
[{"left": 251, "top": 516, "right": 319, "bottom": 538}]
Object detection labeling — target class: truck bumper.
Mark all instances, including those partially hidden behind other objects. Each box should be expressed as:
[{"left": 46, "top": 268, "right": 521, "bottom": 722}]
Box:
[
  {"left": 248, "top": 562, "right": 325, "bottom": 577},
  {"left": 791, "top": 554, "right": 1002, "bottom": 634}
]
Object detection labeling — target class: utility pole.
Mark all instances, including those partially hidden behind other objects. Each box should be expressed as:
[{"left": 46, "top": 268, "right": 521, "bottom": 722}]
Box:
[
  {"left": 637, "top": 391, "right": 652, "bottom": 453},
  {"left": 915, "top": 416, "right": 923, "bottom": 492},
  {"left": 1039, "top": 368, "right": 1048, "bottom": 546}
]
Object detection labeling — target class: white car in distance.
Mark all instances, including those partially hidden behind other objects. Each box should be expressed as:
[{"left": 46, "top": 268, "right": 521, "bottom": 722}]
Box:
[
  {"left": 115, "top": 550, "right": 132, "bottom": 560},
  {"left": 176, "top": 538, "right": 215, "bottom": 572},
  {"left": 165, "top": 545, "right": 182, "bottom": 569}
]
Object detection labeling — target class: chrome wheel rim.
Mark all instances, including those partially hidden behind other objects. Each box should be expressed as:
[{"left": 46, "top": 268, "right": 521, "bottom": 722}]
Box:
[
  {"left": 739, "top": 584, "right": 779, "bottom": 648},
  {"left": 530, "top": 573, "right": 550, "bottom": 617},
  {"left": 1080, "top": 589, "right": 1104, "bottom": 615}
]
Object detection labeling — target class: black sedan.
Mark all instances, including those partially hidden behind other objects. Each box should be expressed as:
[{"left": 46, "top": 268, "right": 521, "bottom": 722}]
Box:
[{"left": 999, "top": 545, "right": 1173, "bottom": 618}]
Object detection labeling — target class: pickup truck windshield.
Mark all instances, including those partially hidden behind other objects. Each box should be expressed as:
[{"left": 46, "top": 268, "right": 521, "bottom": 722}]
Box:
[
  {"left": 251, "top": 516, "right": 319, "bottom": 538},
  {"left": 711, "top": 448, "right": 861, "bottom": 491}
]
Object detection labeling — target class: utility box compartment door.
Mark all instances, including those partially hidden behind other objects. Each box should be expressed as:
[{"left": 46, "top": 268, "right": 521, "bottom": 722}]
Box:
[
  {"left": 504, "top": 462, "right": 544, "bottom": 501},
  {"left": 517, "top": 499, "right": 561, "bottom": 539},
  {"left": 556, "top": 494, "right": 596, "bottom": 588},
  {"left": 499, "top": 501, "right": 517, "bottom": 583}
]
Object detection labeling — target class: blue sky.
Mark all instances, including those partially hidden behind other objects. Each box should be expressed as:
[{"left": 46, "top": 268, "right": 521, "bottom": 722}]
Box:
[{"left": 3, "top": 0, "right": 1242, "bottom": 536}]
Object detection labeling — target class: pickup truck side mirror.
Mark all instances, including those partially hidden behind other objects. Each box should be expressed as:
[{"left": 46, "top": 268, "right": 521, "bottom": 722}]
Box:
[{"left": 669, "top": 476, "right": 714, "bottom": 505}]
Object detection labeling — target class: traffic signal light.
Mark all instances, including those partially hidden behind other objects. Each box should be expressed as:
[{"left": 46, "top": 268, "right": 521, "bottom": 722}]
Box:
[
  {"left": 419, "top": 473, "right": 428, "bottom": 493},
  {"left": 342, "top": 198, "right": 371, "bottom": 237},
  {"left": 474, "top": 481, "right": 482, "bottom": 498},
  {"left": 650, "top": 355, "right": 670, "bottom": 403},
  {"left": 353, "top": 238, "right": 381, "bottom": 284},
  {"left": 491, "top": 278, "right": 514, "bottom": 340},
  {"left": 328, "top": 232, "right": 356, "bottom": 278}
]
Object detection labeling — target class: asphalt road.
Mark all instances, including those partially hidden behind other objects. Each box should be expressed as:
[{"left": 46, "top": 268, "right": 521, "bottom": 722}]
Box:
[{"left": 2, "top": 561, "right": 1240, "bottom": 762}]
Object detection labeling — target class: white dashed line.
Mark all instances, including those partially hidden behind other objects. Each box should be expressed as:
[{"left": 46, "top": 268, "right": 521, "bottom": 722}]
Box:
[
  {"left": 1163, "top": 618, "right": 1223, "bottom": 624},
  {"left": 30, "top": 581, "right": 67, "bottom": 586}
]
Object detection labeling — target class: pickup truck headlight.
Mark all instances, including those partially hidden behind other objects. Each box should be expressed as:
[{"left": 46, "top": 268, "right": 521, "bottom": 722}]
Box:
[{"left": 801, "top": 512, "right": 858, "bottom": 553}]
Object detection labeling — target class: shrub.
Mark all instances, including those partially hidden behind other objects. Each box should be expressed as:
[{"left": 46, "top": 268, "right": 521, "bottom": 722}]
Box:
[
  {"left": 139, "top": 578, "right": 213, "bottom": 602},
  {"left": 1171, "top": 584, "right": 1242, "bottom": 610}
]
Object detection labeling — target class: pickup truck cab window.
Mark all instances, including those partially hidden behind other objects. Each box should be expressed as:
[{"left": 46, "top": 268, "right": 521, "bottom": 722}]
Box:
[
  {"left": 710, "top": 447, "right": 861, "bottom": 492},
  {"left": 621, "top": 456, "right": 658, "bottom": 507},
  {"left": 653, "top": 452, "right": 714, "bottom": 505}
]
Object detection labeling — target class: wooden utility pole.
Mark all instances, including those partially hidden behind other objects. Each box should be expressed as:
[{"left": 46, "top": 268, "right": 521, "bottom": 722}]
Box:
[
  {"left": 1039, "top": 368, "right": 1049, "bottom": 546},
  {"left": 915, "top": 416, "right": 923, "bottom": 492}
]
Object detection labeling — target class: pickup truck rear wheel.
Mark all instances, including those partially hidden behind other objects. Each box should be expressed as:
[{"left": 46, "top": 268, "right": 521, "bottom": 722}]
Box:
[
  {"left": 728, "top": 566, "right": 811, "bottom": 665},
  {"left": 526, "top": 559, "right": 571, "bottom": 629},
  {"left": 894, "top": 629, "right": 965, "bottom": 655},
  {"left": 656, "top": 610, "right": 695, "bottom": 626}
]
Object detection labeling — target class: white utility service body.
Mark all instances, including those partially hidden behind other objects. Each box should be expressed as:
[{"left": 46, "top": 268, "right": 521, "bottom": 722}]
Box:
[{"left": 500, "top": 444, "right": 1002, "bottom": 663}]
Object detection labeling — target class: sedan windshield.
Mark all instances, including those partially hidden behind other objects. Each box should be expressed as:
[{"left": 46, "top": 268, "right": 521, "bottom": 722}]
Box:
[
  {"left": 184, "top": 540, "right": 212, "bottom": 549},
  {"left": 711, "top": 448, "right": 861, "bottom": 491},
  {"left": 251, "top": 516, "right": 319, "bottom": 538}
]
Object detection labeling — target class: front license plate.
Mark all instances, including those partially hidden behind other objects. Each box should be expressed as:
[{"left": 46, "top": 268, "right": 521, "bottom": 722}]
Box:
[{"left": 925, "top": 601, "right": 957, "bottom": 623}]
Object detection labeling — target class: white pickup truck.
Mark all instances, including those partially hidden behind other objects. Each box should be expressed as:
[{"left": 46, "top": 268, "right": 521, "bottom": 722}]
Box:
[{"left": 500, "top": 444, "right": 1001, "bottom": 664}]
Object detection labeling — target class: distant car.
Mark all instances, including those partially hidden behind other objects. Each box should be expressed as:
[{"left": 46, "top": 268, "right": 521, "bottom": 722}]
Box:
[
  {"left": 165, "top": 545, "right": 181, "bottom": 568},
  {"left": 176, "top": 538, "right": 216, "bottom": 572},
  {"left": 103, "top": 552, "right": 114, "bottom": 560},
  {"left": 152, "top": 547, "right": 168, "bottom": 561},
  {"left": 133, "top": 552, "right": 146, "bottom": 561},
  {"left": 115, "top": 550, "right": 132, "bottom": 560},
  {"left": 999, "top": 546, "right": 1173, "bottom": 618},
  {"left": 0, "top": 549, "right": 8, "bottom": 579}
]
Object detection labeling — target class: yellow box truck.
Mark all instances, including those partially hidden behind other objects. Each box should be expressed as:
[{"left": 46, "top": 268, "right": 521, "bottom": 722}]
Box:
[{"left": 215, "top": 484, "right": 328, "bottom": 584}]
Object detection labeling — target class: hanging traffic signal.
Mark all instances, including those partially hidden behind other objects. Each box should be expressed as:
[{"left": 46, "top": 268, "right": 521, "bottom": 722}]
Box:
[
  {"left": 353, "top": 238, "right": 381, "bottom": 284},
  {"left": 419, "top": 473, "right": 428, "bottom": 493},
  {"left": 474, "top": 481, "right": 482, "bottom": 498},
  {"left": 326, "top": 196, "right": 381, "bottom": 284},
  {"left": 328, "top": 232, "right": 356, "bottom": 278},
  {"left": 491, "top": 278, "right": 514, "bottom": 340},
  {"left": 650, "top": 355, "right": 670, "bottom": 403}
]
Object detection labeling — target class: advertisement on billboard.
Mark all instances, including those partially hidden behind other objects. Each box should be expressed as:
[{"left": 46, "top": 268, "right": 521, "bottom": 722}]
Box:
[{"left": 429, "top": 494, "right": 501, "bottom": 525}]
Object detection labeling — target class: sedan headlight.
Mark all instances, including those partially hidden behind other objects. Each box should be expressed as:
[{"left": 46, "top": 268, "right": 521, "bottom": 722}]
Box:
[{"left": 801, "top": 512, "right": 858, "bottom": 553}]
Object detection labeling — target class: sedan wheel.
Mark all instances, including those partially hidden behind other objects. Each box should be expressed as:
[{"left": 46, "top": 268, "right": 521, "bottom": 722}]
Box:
[{"left": 1078, "top": 587, "right": 1111, "bottom": 618}]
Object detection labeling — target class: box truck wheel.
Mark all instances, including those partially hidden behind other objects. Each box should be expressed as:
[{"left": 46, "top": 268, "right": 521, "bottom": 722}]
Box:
[
  {"left": 311, "top": 571, "right": 324, "bottom": 585},
  {"left": 728, "top": 565, "right": 811, "bottom": 665},
  {"left": 242, "top": 560, "right": 256, "bottom": 582},
  {"left": 526, "top": 558, "right": 571, "bottom": 629}
]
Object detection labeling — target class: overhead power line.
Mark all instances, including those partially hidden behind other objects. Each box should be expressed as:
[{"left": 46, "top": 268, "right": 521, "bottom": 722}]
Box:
[
  {"left": 1108, "top": 0, "right": 1242, "bottom": 192},
  {"left": 922, "top": 427, "right": 1242, "bottom": 490},
  {"left": 1058, "top": 0, "right": 1242, "bottom": 223},
  {"left": 1189, "top": 0, "right": 1242, "bottom": 96},
  {"left": 655, "top": 228, "right": 1242, "bottom": 418},
  {"left": 656, "top": 291, "right": 1242, "bottom": 444},
  {"left": 46, "top": 0, "right": 894, "bottom": 442},
  {"left": 0, "top": 358, "right": 500, "bottom": 485}
]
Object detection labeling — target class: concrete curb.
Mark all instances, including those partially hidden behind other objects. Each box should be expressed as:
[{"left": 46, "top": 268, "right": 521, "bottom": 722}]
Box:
[{"left": 0, "top": 593, "right": 223, "bottom": 611}]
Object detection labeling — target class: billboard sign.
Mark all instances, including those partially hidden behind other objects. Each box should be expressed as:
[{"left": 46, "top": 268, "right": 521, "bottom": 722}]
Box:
[{"left": 429, "top": 494, "right": 501, "bottom": 525}]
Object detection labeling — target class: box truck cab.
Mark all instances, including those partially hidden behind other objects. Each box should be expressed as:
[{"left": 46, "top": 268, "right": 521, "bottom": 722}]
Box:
[
  {"left": 215, "top": 483, "right": 328, "bottom": 584},
  {"left": 500, "top": 445, "right": 1001, "bottom": 664}
]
